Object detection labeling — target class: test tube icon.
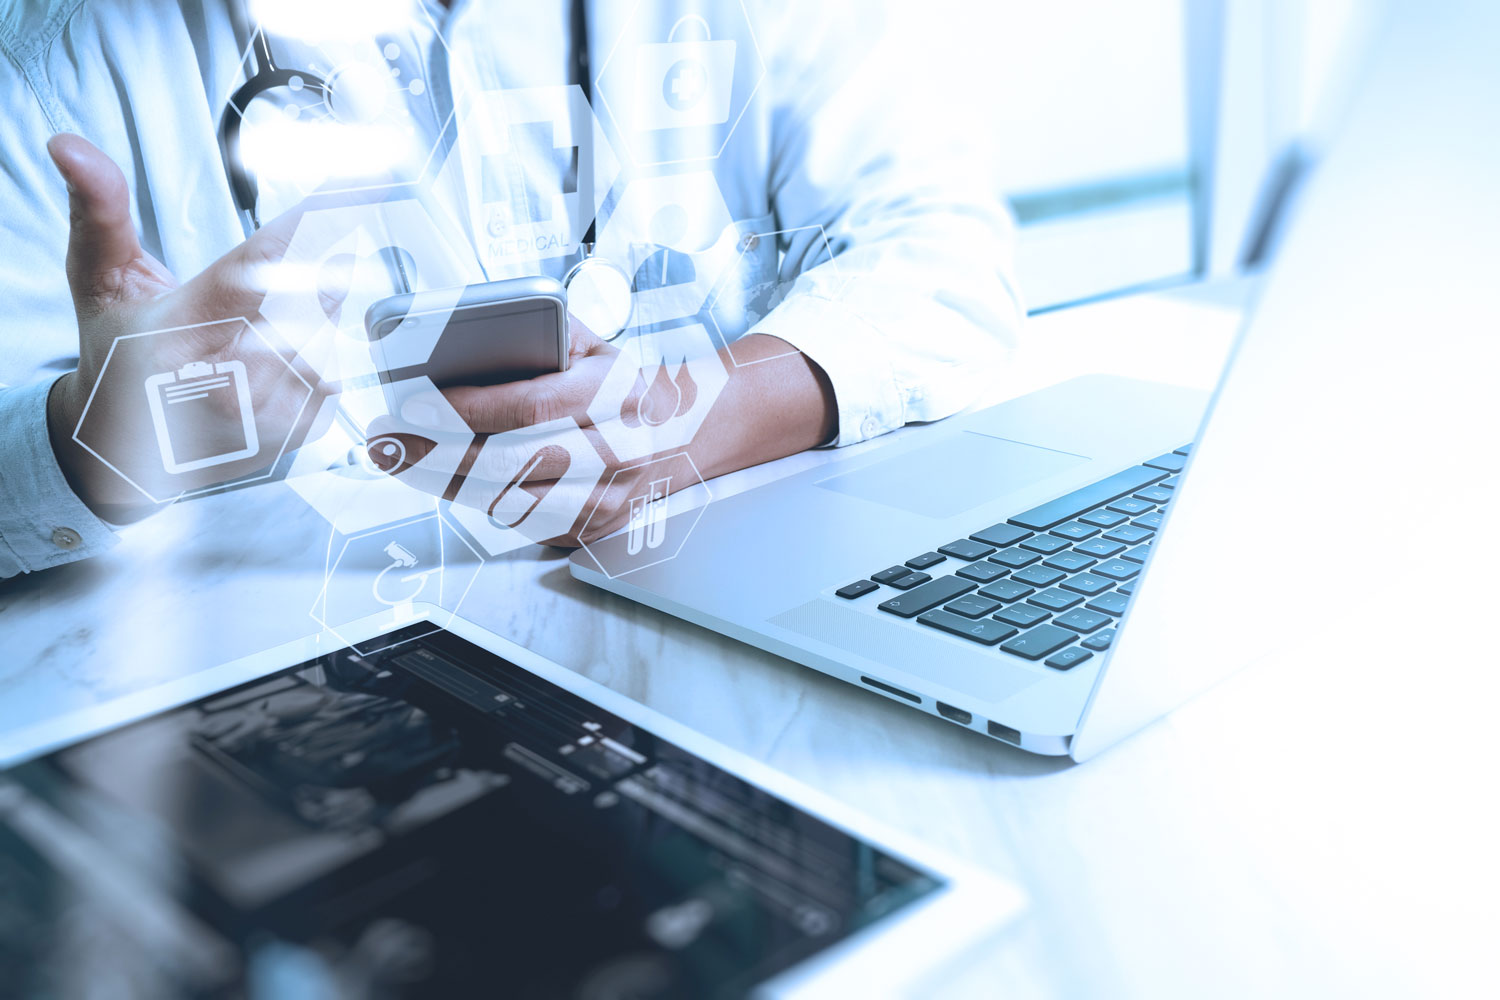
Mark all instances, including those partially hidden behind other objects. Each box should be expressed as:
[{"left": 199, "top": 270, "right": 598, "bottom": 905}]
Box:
[{"left": 626, "top": 476, "right": 673, "bottom": 555}]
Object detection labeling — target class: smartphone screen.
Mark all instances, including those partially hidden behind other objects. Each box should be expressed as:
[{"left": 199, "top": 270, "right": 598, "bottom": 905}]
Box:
[{"left": 368, "top": 280, "right": 569, "bottom": 389}]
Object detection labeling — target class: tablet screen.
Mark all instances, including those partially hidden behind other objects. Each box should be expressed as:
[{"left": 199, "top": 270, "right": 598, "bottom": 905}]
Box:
[{"left": 0, "top": 625, "right": 944, "bottom": 998}]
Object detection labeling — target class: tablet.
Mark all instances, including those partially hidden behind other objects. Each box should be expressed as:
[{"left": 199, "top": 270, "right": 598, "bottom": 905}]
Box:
[{"left": 0, "top": 609, "right": 1020, "bottom": 998}]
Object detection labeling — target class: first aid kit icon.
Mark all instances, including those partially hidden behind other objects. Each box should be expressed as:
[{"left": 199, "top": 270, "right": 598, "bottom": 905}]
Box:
[{"left": 633, "top": 16, "right": 736, "bottom": 131}]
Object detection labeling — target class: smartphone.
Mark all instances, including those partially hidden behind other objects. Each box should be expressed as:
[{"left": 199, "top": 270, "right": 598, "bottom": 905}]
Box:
[{"left": 364, "top": 276, "right": 569, "bottom": 388}]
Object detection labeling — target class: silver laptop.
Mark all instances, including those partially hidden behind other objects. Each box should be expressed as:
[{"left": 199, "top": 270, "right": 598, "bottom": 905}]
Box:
[{"left": 571, "top": 0, "right": 1489, "bottom": 760}]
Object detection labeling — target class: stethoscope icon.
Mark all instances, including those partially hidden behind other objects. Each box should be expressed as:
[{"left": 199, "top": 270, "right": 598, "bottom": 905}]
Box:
[{"left": 372, "top": 541, "right": 439, "bottom": 606}]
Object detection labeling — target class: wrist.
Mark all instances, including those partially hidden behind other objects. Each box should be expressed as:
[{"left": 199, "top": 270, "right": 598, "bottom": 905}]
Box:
[
  {"left": 688, "top": 335, "right": 838, "bottom": 481},
  {"left": 45, "top": 371, "right": 158, "bottom": 523}
]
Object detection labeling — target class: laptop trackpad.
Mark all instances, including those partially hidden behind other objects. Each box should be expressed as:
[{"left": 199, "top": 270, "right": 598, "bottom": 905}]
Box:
[{"left": 816, "top": 432, "right": 1089, "bottom": 518}]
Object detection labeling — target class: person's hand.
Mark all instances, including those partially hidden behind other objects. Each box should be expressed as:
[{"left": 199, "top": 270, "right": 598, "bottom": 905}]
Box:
[
  {"left": 44, "top": 133, "right": 329, "bottom": 519},
  {"left": 370, "top": 320, "right": 838, "bottom": 548}
]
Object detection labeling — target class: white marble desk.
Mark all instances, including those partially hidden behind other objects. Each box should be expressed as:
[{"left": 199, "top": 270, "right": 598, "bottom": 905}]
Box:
[{"left": 3, "top": 282, "right": 1485, "bottom": 997}]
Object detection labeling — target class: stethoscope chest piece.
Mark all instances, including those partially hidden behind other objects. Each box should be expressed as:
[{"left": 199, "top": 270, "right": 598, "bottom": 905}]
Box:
[{"left": 563, "top": 251, "right": 634, "bottom": 342}]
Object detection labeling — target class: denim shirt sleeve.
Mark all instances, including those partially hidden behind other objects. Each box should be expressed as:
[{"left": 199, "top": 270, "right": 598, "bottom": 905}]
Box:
[{"left": 0, "top": 379, "right": 118, "bottom": 578}]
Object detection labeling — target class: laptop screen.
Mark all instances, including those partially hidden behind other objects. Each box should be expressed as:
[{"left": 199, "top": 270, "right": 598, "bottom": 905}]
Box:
[{"left": 0, "top": 624, "right": 943, "bottom": 998}]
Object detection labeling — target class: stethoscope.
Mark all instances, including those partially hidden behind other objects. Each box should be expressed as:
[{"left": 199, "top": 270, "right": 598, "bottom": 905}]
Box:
[{"left": 218, "top": 0, "right": 635, "bottom": 342}]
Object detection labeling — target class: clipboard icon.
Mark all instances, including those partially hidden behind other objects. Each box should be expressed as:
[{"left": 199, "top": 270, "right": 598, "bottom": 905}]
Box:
[{"left": 144, "top": 360, "right": 260, "bottom": 474}]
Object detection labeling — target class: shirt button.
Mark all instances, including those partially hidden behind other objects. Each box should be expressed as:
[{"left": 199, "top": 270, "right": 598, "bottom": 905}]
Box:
[
  {"left": 51, "top": 527, "right": 82, "bottom": 550},
  {"left": 860, "top": 416, "right": 879, "bottom": 438}
]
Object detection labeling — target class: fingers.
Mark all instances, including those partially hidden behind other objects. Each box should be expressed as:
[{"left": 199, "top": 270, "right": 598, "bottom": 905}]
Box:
[{"left": 47, "top": 133, "right": 176, "bottom": 321}]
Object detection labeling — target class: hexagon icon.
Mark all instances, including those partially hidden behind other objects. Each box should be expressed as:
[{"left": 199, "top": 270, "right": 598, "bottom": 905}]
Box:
[
  {"left": 593, "top": 171, "right": 741, "bottom": 328},
  {"left": 594, "top": 1, "right": 767, "bottom": 166},
  {"left": 73, "top": 318, "right": 315, "bottom": 505},
  {"left": 222, "top": 5, "right": 454, "bottom": 214},
  {"left": 311, "top": 507, "right": 484, "bottom": 658},
  {"left": 705, "top": 225, "right": 849, "bottom": 367},
  {"left": 449, "top": 417, "right": 609, "bottom": 548},
  {"left": 577, "top": 453, "right": 710, "bottom": 580},
  {"left": 258, "top": 200, "right": 476, "bottom": 387},
  {"left": 434, "top": 85, "right": 621, "bottom": 277},
  {"left": 283, "top": 378, "right": 478, "bottom": 533},
  {"left": 586, "top": 321, "right": 729, "bottom": 463}
]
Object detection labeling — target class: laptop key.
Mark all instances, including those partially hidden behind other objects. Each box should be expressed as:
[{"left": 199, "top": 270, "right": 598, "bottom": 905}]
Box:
[
  {"left": 1144, "top": 452, "right": 1187, "bottom": 473},
  {"left": 1012, "top": 565, "right": 1066, "bottom": 588},
  {"left": 1060, "top": 573, "right": 1112, "bottom": 596},
  {"left": 945, "top": 594, "right": 1004, "bottom": 618},
  {"left": 1106, "top": 496, "right": 1154, "bottom": 515},
  {"left": 1000, "top": 624, "right": 1077, "bottom": 660},
  {"left": 990, "top": 547, "right": 1041, "bottom": 569},
  {"left": 1133, "top": 511, "right": 1165, "bottom": 530},
  {"left": 1045, "top": 647, "right": 1094, "bottom": 670},
  {"left": 1075, "top": 538, "right": 1126, "bottom": 558},
  {"left": 1094, "top": 560, "right": 1140, "bottom": 581},
  {"left": 1103, "top": 524, "right": 1153, "bottom": 544},
  {"left": 1134, "top": 486, "right": 1173, "bottom": 503},
  {"left": 1055, "top": 608, "right": 1111, "bottom": 633},
  {"left": 1008, "top": 466, "right": 1167, "bottom": 530},
  {"left": 956, "top": 561, "right": 1008, "bottom": 584},
  {"left": 919, "top": 610, "right": 1017, "bottom": 646},
  {"left": 994, "top": 603, "right": 1051, "bottom": 628},
  {"left": 1043, "top": 551, "right": 1097, "bottom": 572},
  {"left": 1172, "top": 444, "right": 1193, "bottom": 456},
  {"left": 1085, "top": 592, "right": 1130, "bottom": 616},
  {"left": 939, "top": 538, "right": 996, "bottom": 561},
  {"left": 871, "top": 566, "right": 911, "bottom": 585},
  {"left": 1050, "top": 521, "right": 1100, "bottom": 541},
  {"left": 979, "top": 579, "right": 1035, "bottom": 602},
  {"left": 1082, "top": 629, "right": 1117, "bottom": 650},
  {"left": 1160, "top": 475, "right": 1181, "bottom": 489},
  {"left": 1118, "top": 581, "right": 1136, "bottom": 596},
  {"left": 836, "top": 580, "right": 879, "bottom": 599},
  {"left": 906, "top": 551, "right": 946, "bottom": 570},
  {"left": 888, "top": 572, "right": 931, "bottom": 590},
  {"left": 878, "top": 575, "right": 975, "bottom": 618},
  {"left": 970, "top": 523, "right": 1033, "bottom": 548},
  {"left": 1027, "top": 587, "right": 1084, "bottom": 612},
  {"left": 1079, "top": 508, "right": 1129, "bottom": 528},
  {"left": 1019, "top": 534, "right": 1071, "bottom": 555}
]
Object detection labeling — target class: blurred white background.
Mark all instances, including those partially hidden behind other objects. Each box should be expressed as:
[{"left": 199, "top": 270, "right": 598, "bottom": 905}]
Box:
[{"left": 881, "top": 0, "right": 1373, "bottom": 309}]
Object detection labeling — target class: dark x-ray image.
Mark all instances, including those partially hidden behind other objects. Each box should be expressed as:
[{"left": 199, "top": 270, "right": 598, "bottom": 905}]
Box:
[{"left": 0, "top": 627, "right": 940, "bottom": 999}]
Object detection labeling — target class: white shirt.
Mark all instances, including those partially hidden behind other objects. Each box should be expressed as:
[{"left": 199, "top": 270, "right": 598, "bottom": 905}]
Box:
[{"left": 0, "top": 0, "right": 1022, "bottom": 578}]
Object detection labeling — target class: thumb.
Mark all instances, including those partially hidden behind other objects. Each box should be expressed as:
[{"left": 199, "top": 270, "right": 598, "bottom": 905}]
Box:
[{"left": 46, "top": 133, "right": 174, "bottom": 319}]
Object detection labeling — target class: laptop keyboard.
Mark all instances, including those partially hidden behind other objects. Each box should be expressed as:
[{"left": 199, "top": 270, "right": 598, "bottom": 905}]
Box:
[{"left": 834, "top": 446, "right": 1191, "bottom": 671}]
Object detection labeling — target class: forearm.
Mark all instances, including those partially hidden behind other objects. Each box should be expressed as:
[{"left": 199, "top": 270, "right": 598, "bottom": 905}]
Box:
[{"left": 689, "top": 334, "right": 838, "bottom": 482}]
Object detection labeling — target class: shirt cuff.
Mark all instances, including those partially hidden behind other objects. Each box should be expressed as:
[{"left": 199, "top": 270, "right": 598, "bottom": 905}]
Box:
[
  {"left": 745, "top": 293, "right": 906, "bottom": 447},
  {"left": 0, "top": 378, "right": 119, "bottom": 577}
]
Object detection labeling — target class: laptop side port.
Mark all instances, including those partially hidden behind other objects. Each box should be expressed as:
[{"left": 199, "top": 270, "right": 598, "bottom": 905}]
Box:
[
  {"left": 987, "top": 720, "right": 1021, "bottom": 745},
  {"left": 859, "top": 676, "right": 920, "bottom": 703},
  {"left": 935, "top": 702, "right": 973, "bottom": 725}
]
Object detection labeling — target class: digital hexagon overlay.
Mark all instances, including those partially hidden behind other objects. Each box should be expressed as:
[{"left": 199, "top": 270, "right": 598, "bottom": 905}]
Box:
[
  {"left": 283, "top": 377, "right": 478, "bottom": 534},
  {"left": 585, "top": 321, "right": 729, "bottom": 464},
  {"left": 592, "top": 171, "right": 741, "bottom": 329},
  {"left": 704, "top": 225, "right": 848, "bottom": 367},
  {"left": 576, "top": 453, "right": 710, "bottom": 580},
  {"left": 311, "top": 506, "right": 484, "bottom": 658},
  {"left": 223, "top": 4, "right": 455, "bottom": 205},
  {"left": 434, "top": 85, "right": 621, "bottom": 277},
  {"left": 594, "top": 0, "right": 767, "bottom": 166},
  {"left": 258, "top": 200, "right": 476, "bottom": 388},
  {"left": 449, "top": 417, "right": 609, "bottom": 549},
  {"left": 73, "top": 318, "right": 315, "bottom": 505}
]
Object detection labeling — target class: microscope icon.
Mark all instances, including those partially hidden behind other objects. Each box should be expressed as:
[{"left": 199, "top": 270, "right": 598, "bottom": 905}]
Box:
[
  {"left": 626, "top": 477, "right": 672, "bottom": 556},
  {"left": 372, "top": 541, "right": 440, "bottom": 607}
]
